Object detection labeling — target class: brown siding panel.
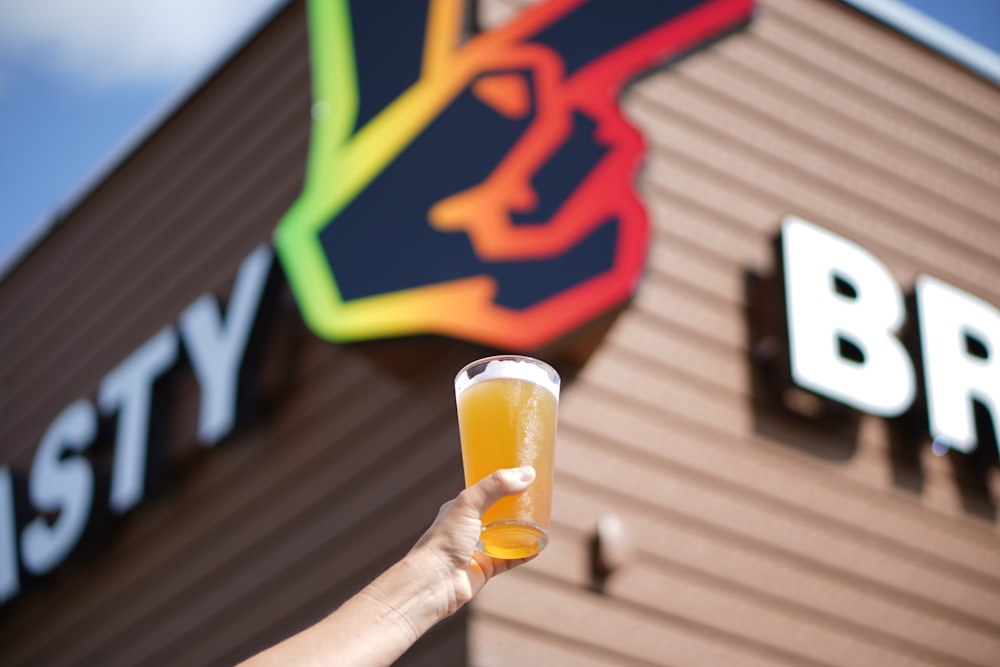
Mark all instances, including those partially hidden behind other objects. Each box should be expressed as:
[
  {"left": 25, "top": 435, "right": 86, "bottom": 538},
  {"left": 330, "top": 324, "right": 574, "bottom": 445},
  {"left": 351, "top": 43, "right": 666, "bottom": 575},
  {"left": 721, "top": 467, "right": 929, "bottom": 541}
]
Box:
[
  {"left": 1, "top": 1, "right": 999, "bottom": 666},
  {"left": 470, "top": 1, "right": 1000, "bottom": 666},
  {"left": 0, "top": 4, "right": 471, "bottom": 664}
]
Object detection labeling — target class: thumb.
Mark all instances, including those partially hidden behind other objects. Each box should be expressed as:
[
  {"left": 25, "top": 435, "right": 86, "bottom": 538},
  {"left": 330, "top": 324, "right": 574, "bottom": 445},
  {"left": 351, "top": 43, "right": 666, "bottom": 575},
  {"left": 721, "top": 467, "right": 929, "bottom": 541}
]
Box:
[{"left": 461, "top": 466, "right": 536, "bottom": 517}]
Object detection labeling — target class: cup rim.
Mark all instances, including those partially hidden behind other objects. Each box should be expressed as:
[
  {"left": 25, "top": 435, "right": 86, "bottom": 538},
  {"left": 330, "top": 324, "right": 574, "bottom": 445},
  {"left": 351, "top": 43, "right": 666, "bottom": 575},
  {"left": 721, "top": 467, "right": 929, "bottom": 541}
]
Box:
[{"left": 454, "top": 354, "right": 560, "bottom": 397}]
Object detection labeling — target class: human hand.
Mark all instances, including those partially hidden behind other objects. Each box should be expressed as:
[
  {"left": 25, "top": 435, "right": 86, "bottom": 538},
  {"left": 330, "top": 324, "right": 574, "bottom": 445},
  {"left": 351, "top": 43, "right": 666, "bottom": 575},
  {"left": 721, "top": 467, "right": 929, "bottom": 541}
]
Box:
[{"left": 408, "top": 466, "right": 538, "bottom": 615}]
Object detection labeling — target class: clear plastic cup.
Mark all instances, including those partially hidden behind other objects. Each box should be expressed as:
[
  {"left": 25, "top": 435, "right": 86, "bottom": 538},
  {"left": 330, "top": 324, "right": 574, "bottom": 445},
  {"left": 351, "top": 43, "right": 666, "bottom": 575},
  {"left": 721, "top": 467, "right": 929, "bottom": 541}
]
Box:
[{"left": 455, "top": 355, "right": 560, "bottom": 559}]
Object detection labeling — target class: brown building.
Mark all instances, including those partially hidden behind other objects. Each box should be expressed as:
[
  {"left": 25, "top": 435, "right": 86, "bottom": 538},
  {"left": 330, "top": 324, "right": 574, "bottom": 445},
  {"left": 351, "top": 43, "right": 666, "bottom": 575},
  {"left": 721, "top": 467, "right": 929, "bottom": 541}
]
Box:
[{"left": 2, "top": 1, "right": 998, "bottom": 666}]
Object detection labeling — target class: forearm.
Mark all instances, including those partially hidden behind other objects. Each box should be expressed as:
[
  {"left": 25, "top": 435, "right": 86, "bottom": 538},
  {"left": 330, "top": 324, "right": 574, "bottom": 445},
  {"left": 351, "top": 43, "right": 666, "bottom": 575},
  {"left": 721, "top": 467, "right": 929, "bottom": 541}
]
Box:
[
  {"left": 237, "top": 467, "right": 535, "bottom": 667},
  {"left": 239, "top": 549, "right": 455, "bottom": 667}
]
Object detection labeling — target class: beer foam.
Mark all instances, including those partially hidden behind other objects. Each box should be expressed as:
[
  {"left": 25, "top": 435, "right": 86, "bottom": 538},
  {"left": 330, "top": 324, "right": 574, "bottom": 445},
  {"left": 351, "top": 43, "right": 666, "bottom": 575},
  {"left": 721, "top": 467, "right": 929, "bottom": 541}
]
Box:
[{"left": 455, "top": 358, "right": 560, "bottom": 400}]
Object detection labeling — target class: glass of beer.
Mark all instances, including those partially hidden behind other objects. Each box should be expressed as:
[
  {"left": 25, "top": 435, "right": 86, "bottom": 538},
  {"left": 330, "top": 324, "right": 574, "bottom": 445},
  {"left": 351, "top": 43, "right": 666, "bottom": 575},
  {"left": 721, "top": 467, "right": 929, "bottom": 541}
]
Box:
[{"left": 455, "top": 355, "right": 560, "bottom": 559}]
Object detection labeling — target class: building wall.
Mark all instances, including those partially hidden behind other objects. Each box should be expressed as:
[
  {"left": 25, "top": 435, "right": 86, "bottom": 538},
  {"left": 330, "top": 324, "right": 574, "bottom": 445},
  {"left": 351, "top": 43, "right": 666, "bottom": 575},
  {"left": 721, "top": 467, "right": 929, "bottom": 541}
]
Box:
[
  {"left": 0, "top": 2, "right": 472, "bottom": 665},
  {"left": 0, "top": 1, "right": 998, "bottom": 666},
  {"left": 469, "top": 1, "right": 1000, "bottom": 666}
]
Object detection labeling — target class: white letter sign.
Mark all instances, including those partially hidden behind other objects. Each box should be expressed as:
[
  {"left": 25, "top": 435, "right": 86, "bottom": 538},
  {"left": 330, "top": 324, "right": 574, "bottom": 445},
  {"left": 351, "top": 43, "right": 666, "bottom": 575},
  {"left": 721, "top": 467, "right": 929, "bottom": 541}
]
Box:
[
  {"left": 20, "top": 400, "right": 97, "bottom": 576},
  {"left": 781, "top": 216, "right": 916, "bottom": 417},
  {"left": 179, "top": 244, "right": 274, "bottom": 446},
  {"left": 916, "top": 275, "right": 1000, "bottom": 455},
  {"left": 99, "top": 327, "right": 178, "bottom": 514}
]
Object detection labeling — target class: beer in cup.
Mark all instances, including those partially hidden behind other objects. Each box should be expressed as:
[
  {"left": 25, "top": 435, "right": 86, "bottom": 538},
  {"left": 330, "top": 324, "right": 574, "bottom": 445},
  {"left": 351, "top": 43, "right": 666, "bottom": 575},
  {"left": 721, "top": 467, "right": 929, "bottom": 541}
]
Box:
[{"left": 454, "top": 355, "right": 560, "bottom": 559}]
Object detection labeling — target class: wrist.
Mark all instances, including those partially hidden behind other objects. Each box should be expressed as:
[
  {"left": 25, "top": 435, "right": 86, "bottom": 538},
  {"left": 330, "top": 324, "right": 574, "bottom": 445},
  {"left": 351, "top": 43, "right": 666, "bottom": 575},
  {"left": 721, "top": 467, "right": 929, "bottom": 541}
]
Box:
[
  {"left": 400, "top": 546, "right": 464, "bottom": 617},
  {"left": 359, "top": 547, "right": 458, "bottom": 645}
]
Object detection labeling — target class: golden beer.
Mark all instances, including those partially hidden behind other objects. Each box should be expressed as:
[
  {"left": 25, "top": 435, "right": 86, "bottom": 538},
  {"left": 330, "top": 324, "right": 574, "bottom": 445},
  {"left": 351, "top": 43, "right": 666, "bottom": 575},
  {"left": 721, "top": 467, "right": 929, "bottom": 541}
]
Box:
[{"left": 455, "top": 356, "right": 559, "bottom": 559}]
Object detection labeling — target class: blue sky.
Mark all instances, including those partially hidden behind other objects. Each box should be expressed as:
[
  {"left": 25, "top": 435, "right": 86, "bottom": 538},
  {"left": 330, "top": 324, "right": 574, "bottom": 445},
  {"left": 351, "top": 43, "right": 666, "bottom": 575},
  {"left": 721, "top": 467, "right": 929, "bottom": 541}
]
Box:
[
  {"left": 0, "top": 0, "right": 997, "bottom": 274},
  {"left": 902, "top": 0, "right": 999, "bottom": 51},
  {"left": 0, "top": 0, "right": 287, "bottom": 271}
]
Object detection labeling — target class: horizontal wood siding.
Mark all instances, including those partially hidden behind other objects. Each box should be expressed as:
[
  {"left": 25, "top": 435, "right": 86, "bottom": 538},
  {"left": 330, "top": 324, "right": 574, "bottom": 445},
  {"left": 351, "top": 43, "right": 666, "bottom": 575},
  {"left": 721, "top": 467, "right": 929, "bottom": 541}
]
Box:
[
  {"left": 0, "top": 2, "right": 471, "bottom": 665},
  {"left": 471, "top": 0, "right": 1000, "bottom": 666},
  {"left": 1, "top": 1, "right": 998, "bottom": 666}
]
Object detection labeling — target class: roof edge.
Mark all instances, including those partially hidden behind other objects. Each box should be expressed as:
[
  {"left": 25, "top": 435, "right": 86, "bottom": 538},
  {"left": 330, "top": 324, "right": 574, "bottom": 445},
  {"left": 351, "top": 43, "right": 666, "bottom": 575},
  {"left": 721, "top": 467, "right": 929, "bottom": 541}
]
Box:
[{"left": 840, "top": 0, "right": 1000, "bottom": 87}]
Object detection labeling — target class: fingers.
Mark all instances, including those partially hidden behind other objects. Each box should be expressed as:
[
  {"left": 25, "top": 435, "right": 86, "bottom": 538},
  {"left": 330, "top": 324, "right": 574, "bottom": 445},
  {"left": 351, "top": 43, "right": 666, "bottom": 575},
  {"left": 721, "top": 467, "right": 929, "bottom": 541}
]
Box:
[{"left": 459, "top": 466, "right": 536, "bottom": 517}]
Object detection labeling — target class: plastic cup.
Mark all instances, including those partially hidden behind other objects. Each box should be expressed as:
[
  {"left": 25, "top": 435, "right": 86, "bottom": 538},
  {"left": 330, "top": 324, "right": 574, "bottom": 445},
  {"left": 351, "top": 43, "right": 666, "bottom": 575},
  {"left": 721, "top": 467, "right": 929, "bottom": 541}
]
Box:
[{"left": 454, "top": 355, "right": 560, "bottom": 559}]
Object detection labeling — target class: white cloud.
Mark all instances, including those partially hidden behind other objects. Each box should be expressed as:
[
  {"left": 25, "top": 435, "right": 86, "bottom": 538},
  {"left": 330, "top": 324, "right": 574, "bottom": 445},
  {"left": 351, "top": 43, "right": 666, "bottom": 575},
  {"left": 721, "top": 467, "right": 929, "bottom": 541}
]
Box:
[{"left": 0, "top": 0, "right": 286, "bottom": 88}]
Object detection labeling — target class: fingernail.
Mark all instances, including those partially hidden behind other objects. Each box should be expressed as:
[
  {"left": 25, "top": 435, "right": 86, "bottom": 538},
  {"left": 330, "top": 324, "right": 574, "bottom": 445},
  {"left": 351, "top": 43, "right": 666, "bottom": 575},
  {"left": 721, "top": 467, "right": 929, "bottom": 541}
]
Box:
[{"left": 516, "top": 466, "right": 535, "bottom": 483}]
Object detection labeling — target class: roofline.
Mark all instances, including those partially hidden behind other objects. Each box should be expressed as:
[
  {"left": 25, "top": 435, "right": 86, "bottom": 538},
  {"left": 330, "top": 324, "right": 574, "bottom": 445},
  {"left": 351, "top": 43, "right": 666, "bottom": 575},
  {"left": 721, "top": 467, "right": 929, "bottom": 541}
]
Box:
[
  {"left": 0, "top": 0, "right": 292, "bottom": 284},
  {"left": 840, "top": 0, "right": 1000, "bottom": 86}
]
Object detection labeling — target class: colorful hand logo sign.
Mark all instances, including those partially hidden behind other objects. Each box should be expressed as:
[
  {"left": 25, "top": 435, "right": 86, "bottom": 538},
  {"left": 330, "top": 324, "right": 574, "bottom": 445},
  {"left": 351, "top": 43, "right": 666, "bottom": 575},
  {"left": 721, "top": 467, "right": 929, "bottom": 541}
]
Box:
[{"left": 274, "top": 0, "right": 754, "bottom": 350}]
